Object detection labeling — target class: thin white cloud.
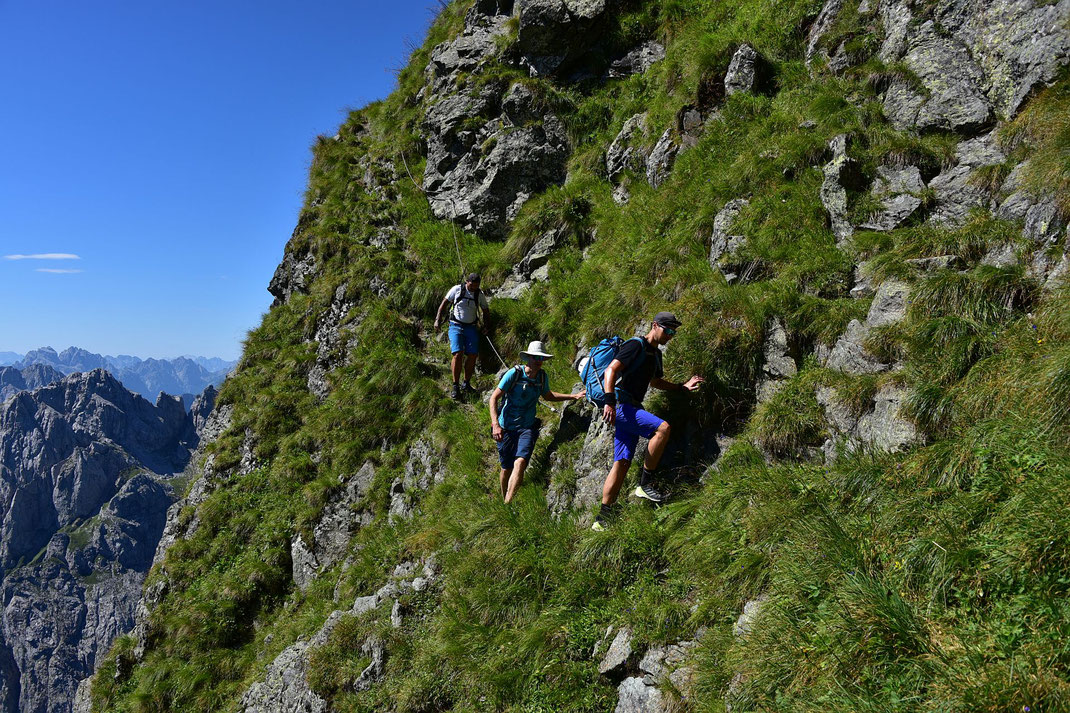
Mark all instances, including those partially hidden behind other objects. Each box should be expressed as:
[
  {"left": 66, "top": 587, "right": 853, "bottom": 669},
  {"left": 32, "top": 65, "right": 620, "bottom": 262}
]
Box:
[
  {"left": 4, "top": 253, "right": 81, "bottom": 260},
  {"left": 35, "top": 268, "right": 83, "bottom": 274}
]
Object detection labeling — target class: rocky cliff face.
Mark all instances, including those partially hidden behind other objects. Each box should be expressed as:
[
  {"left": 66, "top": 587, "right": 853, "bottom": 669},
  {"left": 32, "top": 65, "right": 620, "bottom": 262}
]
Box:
[
  {"left": 0, "top": 372, "right": 213, "bottom": 713},
  {"left": 95, "top": 0, "right": 1070, "bottom": 711}
]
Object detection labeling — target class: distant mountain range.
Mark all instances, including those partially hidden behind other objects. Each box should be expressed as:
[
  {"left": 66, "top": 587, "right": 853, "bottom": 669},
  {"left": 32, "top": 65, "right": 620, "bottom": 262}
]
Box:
[{"left": 1, "top": 347, "right": 236, "bottom": 402}]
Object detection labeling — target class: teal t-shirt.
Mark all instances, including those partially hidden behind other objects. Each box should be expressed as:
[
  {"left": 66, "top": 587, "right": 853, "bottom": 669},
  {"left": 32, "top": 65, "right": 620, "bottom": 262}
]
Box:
[{"left": 497, "top": 365, "right": 550, "bottom": 430}]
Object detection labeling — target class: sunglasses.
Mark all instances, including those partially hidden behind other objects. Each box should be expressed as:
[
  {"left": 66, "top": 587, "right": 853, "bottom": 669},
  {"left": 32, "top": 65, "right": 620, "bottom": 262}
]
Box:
[
  {"left": 661, "top": 325, "right": 677, "bottom": 336},
  {"left": 528, "top": 355, "right": 547, "bottom": 362}
]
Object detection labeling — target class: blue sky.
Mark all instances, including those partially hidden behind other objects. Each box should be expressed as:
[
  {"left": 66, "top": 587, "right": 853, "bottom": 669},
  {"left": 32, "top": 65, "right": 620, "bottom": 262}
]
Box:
[{"left": 0, "top": 1, "right": 436, "bottom": 360}]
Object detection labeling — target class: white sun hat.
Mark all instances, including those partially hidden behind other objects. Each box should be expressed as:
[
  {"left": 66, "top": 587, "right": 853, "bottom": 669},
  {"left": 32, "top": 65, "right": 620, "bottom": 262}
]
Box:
[{"left": 519, "top": 340, "right": 554, "bottom": 359}]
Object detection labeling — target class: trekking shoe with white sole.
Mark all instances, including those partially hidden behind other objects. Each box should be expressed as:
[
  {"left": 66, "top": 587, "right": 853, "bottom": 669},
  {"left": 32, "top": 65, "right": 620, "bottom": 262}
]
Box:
[
  {"left": 450, "top": 384, "right": 462, "bottom": 400},
  {"left": 633, "top": 483, "right": 666, "bottom": 503}
]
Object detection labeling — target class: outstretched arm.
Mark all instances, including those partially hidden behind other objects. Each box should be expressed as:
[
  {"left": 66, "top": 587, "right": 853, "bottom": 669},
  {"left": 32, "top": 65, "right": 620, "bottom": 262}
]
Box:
[
  {"left": 651, "top": 375, "right": 704, "bottom": 392},
  {"left": 543, "top": 388, "right": 585, "bottom": 403}
]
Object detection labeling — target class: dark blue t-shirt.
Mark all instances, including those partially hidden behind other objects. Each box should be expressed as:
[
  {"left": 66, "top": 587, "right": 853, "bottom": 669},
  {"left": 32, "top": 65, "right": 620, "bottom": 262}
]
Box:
[{"left": 615, "top": 337, "right": 663, "bottom": 405}]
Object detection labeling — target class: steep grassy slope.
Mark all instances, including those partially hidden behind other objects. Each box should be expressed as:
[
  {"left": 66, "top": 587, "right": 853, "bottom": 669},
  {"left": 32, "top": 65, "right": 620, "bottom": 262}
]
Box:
[{"left": 91, "top": 1, "right": 1070, "bottom": 711}]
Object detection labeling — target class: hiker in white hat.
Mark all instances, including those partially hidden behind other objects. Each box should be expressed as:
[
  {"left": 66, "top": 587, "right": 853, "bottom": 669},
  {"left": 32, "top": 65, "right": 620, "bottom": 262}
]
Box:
[{"left": 488, "top": 340, "right": 584, "bottom": 503}]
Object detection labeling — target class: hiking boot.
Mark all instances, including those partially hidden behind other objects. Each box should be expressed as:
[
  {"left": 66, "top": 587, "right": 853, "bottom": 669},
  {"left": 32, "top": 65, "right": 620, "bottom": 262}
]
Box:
[
  {"left": 591, "top": 514, "right": 607, "bottom": 532},
  {"left": 633, "top": 483, "right": 666, "bottom": 504},
  {"left": 463, "top": 382, "right": 479, "bottom": 396},
  {"left": 450, "top": 384, "right": 462, "bottom": 400}
]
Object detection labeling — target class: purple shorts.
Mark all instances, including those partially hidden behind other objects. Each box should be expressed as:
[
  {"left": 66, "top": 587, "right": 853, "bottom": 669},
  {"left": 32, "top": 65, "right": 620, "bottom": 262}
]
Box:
[{"left": 613, "top": 403, "right": 665, "bottom": 462}]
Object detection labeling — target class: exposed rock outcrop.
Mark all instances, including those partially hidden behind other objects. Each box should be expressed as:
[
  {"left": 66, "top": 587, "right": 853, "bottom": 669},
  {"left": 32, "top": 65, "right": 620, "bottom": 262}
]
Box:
[
  {"left": 515, "top": 0, "right": 613, "bottom": 77},
  {"left": 859, "top": 165, "right": 925, "bottom": 231},
  {"left": 292, "top": 462, "right": 376, "bottom": 591},
  {"left": 756, "top": 319, "right": 797, "bottom": 404},
  {"left": 821, "top": 134, "right": 862, "bottom": 246},
  {"left": 606, "top": 41, "right": 666, "bottom": 80},
  {"left": 646, "top": 128, "right": 679, "bottom": 189},
  {"left": 268, "top": 250, "right": 317, "bottom": 307},
  {"left": 709, "top": 198, "right": 749, "bottom": 279},
  {"left": 724, "top": 44, "right": 760, "bottom": 96},
  {"left": 240, "top": 558, "right": 437, "bottom": 713}
]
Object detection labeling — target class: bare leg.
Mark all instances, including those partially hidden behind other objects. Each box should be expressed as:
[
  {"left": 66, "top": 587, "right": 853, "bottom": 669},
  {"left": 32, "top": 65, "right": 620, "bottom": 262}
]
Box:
[
  {"left": 464, "top": 353, "right": 478, "bottom": 383},
  {"left": 451, "top": 352, "right": 463, "bottom": 383},
  {"left": 643, "top": 422, "right": 671, "bottom": 471},
  {"left": 504, "top": 458, "right": 529, "bottom": 503},
  {"left": 499, "top": 467, "right": 510, "bottom": 499},
  {"left": 602, "top": 459, "right": 631, "bottom": 505}
]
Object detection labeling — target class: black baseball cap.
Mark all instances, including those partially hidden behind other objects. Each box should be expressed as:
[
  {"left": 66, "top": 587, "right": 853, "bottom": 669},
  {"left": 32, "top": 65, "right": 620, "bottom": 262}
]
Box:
[{"left": 654, "top": 311, "right": 682, "bottom": 329}]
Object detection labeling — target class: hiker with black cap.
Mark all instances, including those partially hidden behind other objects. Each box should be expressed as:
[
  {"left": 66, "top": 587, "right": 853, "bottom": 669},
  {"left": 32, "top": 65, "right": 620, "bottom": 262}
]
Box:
[
  {"left": 489, "top": 341, "right": 584, "bottom": 503},
  {"left": 434, "top": 273, "right": 491, "bottom": 400},
  {"left": 592, "top": 312, "right": 704, "bottom": 531}
]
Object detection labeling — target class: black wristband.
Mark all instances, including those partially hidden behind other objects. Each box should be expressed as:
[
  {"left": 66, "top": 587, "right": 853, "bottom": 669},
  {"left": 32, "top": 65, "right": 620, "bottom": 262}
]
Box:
[{"left": 604, "top": 393, "right": 617, "bottom": 407}]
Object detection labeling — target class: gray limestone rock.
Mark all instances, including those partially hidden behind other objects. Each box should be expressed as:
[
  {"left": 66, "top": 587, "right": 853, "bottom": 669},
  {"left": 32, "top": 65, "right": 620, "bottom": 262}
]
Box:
[
  {"left": 819, "top": 382, "right": 921, "bottom": 458},
  {"left": 757, "top": 319, "right": 797, "bottom": 404},
  {"left": 546, "top": 402, "right": 612, "bottom": 514},
  {"left": 646, "top": 128, "right": 679, "bottom": 189},
  {"left": 638, "top": 636, "right": 700, "bottom": 686},
  {"left": 934, "top": 0, "right": 1070, "bottom": 120},
  {"left": 851, "top": 262, "right": 876, "bottom": 299},
  {"left": 0, "top": 464, "right": 180, "bottom": 713},
  {"left": 425, "top": 1, "right": 513, "bottom": 94},
  {"left": 238, "top": 611, "right": 343, "bottom": 713},
  {"left": 389, "top": 439, "right": 445, "bottom": 521},
  {"left": 306, "top": 284, "right": 357, "bottom": 401},
  {"left": 825, "top": 321, "right": 889, "bottom": 376},
  {"left": 709, "top": 199, "right": 749, "bottom": 269},
  {"left": 981, "top": 243, "right": 1019, "bottom": 268},
  {"left": 855, "top": 384, "right": 921, "bottom": 452},
  {"left": 882, "top": 22, "right": 993, "bottom": 132},
  {"left": 825, "top": 279, "right": 908, "bottom": 375},
  {"left": 607, "top": 41, "right": 666, "bottom": 79},
  {"left": 607, "top": 113, "right": 649, "bottom": 182},
  {"left": 615, "top": 677, "right": 666, "bottom": 713},
  {"left": 929, "top": 131, "right": 1006, "bottom": 227},
  {"left": 733, "top": 594, "right": 770, "bottom": 639},
  {"left": 423, "top": 83, "right": 570, "bottom": 239},
  {"left": 806, "top": 0, "right": 845, "bottom": 68},
  {"left": 878, "top": 0, "right": 1070, "bottom": 127},
  {"left": 516, "top": 0, "right": 611, "bottom": 76},
  {"left": 598, "top": 627, "right": 633, "bottom": 675},
  {"left": 268, "top": 251, "right": 316, "bottom": 307},
  {"left": 724, "top": 44, "right": 759, "bottom": 95},
  {"left": 290, "top": 465, "right": 377, "bottom": 592},
  {"left": 821, "top": 135, "right": 858, "bottom": 247},
  {"left": 860, "top": 165, "right": 925, "bottom": 231},
  {"left": 866, "top": 278, "right": 910, "bottom": 328}
]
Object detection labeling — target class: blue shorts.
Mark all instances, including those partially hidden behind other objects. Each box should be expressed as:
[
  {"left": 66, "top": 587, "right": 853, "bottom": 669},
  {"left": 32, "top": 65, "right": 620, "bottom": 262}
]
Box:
[
  {"left": 448, "top": 323, "right": 480, "bottom": 355},
  {"left": 613, "top": 403, "right": 665, "bottom": 462},
  {"left": 497, "top": 427, "right": 536, "bottom": 468}
]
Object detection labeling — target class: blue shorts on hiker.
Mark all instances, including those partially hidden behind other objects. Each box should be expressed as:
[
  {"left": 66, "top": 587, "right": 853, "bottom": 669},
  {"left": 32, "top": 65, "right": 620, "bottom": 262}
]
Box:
[
  {"left": 448, "top": 322, "right": 480, "bottom": 355},
  {"left": 613, "top": 403, "right": 665, "bottom": 462},
  {"left": 497, "top": 426, "right": 536, "bottom": 467}
]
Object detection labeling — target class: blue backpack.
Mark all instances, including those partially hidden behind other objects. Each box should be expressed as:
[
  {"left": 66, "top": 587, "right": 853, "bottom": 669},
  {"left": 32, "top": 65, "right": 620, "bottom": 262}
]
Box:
[{"left": 579, "top": 337, "right": 645, "bottom": 407}]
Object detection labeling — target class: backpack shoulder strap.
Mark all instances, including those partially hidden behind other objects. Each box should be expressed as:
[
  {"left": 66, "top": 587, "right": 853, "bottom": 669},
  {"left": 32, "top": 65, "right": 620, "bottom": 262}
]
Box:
[{"left": 504, "top": 365, "right": 524, "bottom": 393}]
